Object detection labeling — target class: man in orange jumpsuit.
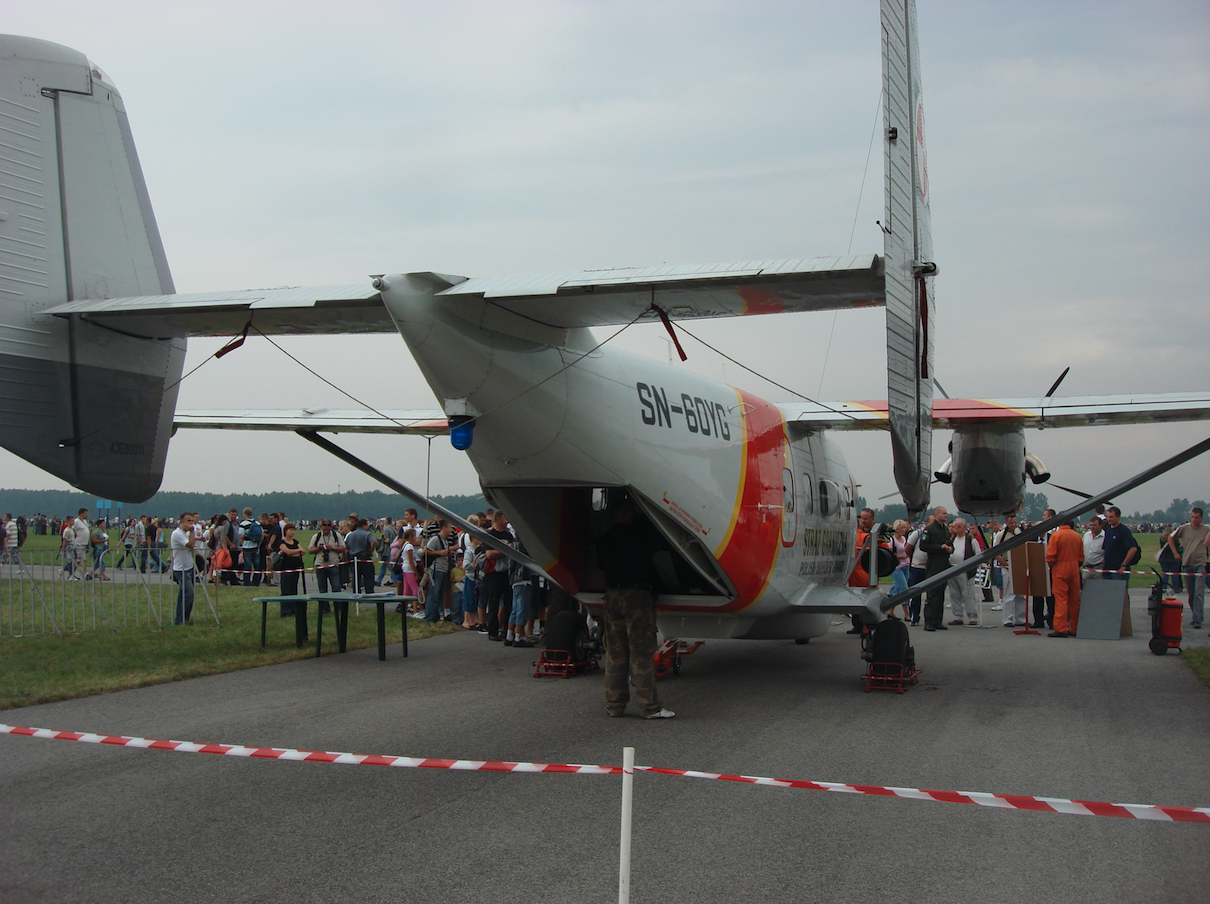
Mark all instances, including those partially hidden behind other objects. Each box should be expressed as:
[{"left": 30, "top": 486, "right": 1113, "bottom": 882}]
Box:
[
  {"left": 846, "top": 507, "right": 877, "bottom": 633},
  {"left": 1045, "top": 520, "right": 1085, "bottom": 637}
]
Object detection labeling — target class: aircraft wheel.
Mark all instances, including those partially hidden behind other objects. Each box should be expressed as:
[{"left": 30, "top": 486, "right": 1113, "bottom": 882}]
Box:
[
  {"left": 870, "top": 618, "right": 910, "bottom": 677},
  {"left": 546, "top": 609, "right": 592, "bottom": 668},
  {"left": 794, "top": 638, "right": 810, "bottom": 645}
]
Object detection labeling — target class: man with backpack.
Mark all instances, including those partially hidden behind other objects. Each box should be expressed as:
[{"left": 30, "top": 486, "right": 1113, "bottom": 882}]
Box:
[{"left": 238, "top": 507, "right": 264, "bottom": 587}]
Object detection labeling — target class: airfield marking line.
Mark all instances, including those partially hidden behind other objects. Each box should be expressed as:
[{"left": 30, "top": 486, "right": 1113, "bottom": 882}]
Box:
[{"left": 3, "top": 724, "right": 1208, "bottom": 822}]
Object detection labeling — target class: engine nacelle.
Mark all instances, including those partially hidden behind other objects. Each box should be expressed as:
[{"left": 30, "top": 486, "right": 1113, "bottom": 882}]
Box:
[{"left": 947, "top": 426, "right": 1028, "bottom": 516}]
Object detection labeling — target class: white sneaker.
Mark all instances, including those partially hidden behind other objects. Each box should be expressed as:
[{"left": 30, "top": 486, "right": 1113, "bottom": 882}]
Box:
[
  {"left": 990, "top": 605, "right": 1003, "bottom": 611},
  {"left": 643, "top": 709, "right": 675, "bottom": 720}
]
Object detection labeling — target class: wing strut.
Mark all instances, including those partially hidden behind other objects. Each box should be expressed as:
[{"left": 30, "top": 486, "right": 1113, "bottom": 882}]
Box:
[
  {"left": 879, "top": 434, "right": 1210, "bottom": 615},
  {"left": 294, "top": 430, "right": 554, "bottom": 581}
]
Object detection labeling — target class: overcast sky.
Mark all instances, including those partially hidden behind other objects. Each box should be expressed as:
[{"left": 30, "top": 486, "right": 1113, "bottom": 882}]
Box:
[{"left": 3, "top": 0, "right": 1208, "bottom": 514}]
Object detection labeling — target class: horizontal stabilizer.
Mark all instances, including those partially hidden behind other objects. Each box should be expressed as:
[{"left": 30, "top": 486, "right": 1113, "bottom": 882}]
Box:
[
  {"left": 45, "top": 256, "right": 884, "bottom": 339},
  {"left": 44, "top": 284, "right": 397, "bottom": 338},
  {"left": 437, "top": 255, "right": 883, "bottom": 328},
  {"left": 174, "top": 409, "right": 448, "bottom": 435}
]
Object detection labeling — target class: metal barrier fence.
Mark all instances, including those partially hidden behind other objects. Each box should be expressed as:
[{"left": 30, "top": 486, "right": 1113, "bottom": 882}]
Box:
[{"left": 0, "top": 548, "right": 221, "bottom": 638}]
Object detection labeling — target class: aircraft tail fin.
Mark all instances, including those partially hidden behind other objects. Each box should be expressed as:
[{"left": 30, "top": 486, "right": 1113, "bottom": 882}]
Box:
[
  {"left": 880, "top": 0, "right": 935, "bottom": 516},
  {"left": 0, "top": 35, "right": 183, "bottom": 502}
]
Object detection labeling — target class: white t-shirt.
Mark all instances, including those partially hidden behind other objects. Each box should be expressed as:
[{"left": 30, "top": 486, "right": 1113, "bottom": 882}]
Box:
[
  {"left": 401, "top": 542, "right": 416, "bottom": 574},
  {"left": 72, "top": 518, "right": 90, "bottom": 549},
  {"left": 170, "top": 527, "right": 194, "bottom": 572},
  {"left": 907, "top": 529, "right": 927, "bottom": 567}
]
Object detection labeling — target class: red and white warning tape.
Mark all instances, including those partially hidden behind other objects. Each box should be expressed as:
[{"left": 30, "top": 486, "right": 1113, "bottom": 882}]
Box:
[
  {"left": 3, "top": 723, "right": 1207, "bottom": 822},
  {"left": 1082, "top": 567, "right": 1206, "bottom": 577},
  {"left": 639, "top": 767, "right": 1210, "bottom": 822},
  {"left": 0, "top": 724, "right": 613, "bottom": 775}
]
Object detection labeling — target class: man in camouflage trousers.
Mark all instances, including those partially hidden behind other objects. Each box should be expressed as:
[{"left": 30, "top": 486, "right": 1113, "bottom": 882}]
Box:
[{"left": 597, "top": 501, "right": 674, "bottom": 720}]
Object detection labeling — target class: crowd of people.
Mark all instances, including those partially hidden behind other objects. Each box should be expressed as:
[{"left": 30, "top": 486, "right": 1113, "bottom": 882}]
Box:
[
  {"left": 5, "top": 501, "right": 1206, "bottom": 644},
  {"left": 870, "top": 504, "right": 1209, "bottom": 638},
  {"left": 108, "top": 505, "right": 553, "bottom": 642}
]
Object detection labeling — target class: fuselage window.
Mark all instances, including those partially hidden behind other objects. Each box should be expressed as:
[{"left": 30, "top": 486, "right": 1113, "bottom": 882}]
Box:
[
  {"left": 781, "top": 468, "right": 796, "bottom": 546},
  {"left": 802, "top": 474, "right": 813, "bottom": 514},
  {"left": 818, "top": 479, "right": 830, "bottom": 518}
]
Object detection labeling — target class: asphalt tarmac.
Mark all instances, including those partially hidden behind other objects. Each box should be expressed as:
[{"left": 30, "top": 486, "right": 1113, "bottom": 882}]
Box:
[{"left": 2, "top": 589, "right": 1208, "bottom": 904}]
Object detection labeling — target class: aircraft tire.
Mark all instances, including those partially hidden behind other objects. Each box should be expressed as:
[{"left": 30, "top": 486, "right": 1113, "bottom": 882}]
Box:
[
  {"left": 545, "top": 609, "right": 591, "bottom": 668},
  {"left": 794, "top": 638, "right": 810, "bottom": 645},
  {"left": 870, "top": 618, "right": 909, "bottom": 676}
]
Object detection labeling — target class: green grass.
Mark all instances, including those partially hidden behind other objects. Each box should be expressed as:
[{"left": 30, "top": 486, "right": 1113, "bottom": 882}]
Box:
[
  {"left": 1182, "top": 648, "right": 1210, "bottom": 691},
  {"left": 0, "top": 583, "right": 458, "bottom": 711}
]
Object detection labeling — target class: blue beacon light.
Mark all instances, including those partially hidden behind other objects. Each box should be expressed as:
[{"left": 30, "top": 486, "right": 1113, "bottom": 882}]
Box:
[{"left": 449, "top": 417, "right": 475, "bottom": 450}]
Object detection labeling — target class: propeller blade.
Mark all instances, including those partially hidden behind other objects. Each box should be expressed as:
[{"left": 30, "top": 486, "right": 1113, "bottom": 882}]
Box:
[
  {"left": 1044, "top": 366, "right": 1071, "bottom": 398},
  {"left": 878, "top": 478, "right": 943, "bottom": 501},
  {"left": 1048, "top": 482, "right": 1105, "bottom": 502}
]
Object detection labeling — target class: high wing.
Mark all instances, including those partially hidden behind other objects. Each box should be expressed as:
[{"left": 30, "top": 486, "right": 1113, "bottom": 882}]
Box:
[
  {"left": 779, "top": 392, "right": 1210, "bottom": 430},
  {"left": 176, "top": 392, "right": 1210, "bottom": 437},
  {"left": 43, "top": 255, "right": 884, "bottom": 339}
]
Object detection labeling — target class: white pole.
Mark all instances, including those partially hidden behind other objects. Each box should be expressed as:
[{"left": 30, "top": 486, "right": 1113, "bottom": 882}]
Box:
[{"left": 618, "top": 745, "right": 635, "bottom": 904}]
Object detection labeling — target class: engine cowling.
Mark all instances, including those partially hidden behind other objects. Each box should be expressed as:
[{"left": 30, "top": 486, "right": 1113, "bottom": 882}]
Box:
[{"left": 944, "top": 426, "right": 1028, "bottom": 516}]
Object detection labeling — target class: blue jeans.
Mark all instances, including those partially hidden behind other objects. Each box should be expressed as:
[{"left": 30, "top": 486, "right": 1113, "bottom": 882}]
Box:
[
  {"left": 1186, "top": 566, "right": 1206, "bottom": 624},
  {"left": 890, "top": 564, "right": 909, "bottom": 596},
  {"left": 173, "top": 568, "right": 195, "bottom": 624},
  {"left": 509, "top": 583, "right": 532, "bottom": 628},
  {"left": 376, "top": 559, "right": 393, "bottom": 585},
  {"left": 907, "top": 565, "right": 926, "bottom": 622},
  {"left": 242, "top": 548, "right": 261, "bottom": 586},
  {"left": 461, "top": 577, "right": 478, "bottom": 621},
  {"left": 424, "top": 569, "right": 449, "bottom": 622},
  {"left": 315, "top": 564, "right": 342, "bottom": 593}
]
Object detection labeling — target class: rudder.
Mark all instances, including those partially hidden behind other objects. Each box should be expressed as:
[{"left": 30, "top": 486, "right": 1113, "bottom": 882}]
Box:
[{"left": 881, "top": 0, "right": 935, "bottom": 516}]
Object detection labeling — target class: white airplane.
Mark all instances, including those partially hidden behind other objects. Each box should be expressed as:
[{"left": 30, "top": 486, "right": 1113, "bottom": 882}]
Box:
[{"left": 1, "top": 1, "right": 1206, "bottom": 646}]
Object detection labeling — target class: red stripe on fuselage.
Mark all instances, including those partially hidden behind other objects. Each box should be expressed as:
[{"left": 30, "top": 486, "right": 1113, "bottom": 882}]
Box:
[{"left": 712, "top": 390, "right": 785, "bottom": 611}]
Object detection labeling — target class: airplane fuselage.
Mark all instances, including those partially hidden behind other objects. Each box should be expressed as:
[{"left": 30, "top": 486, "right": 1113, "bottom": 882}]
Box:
[{"left": 379, "top": 274, "right": 876, "bottom": 640}]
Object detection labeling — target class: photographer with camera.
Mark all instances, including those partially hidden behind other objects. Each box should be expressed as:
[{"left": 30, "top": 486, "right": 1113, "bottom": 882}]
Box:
[{"left": 308, "top": 519, "right": 346, "bottom": 596}]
